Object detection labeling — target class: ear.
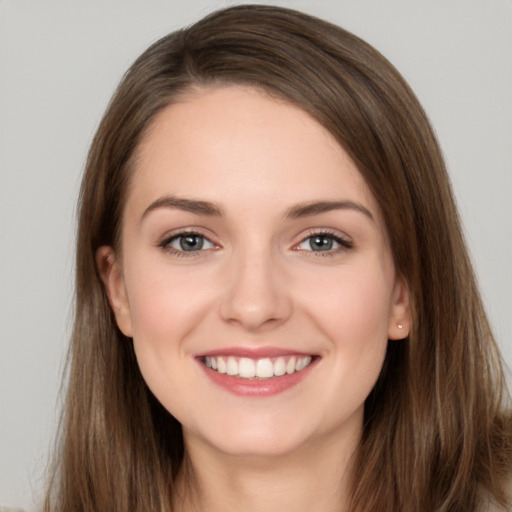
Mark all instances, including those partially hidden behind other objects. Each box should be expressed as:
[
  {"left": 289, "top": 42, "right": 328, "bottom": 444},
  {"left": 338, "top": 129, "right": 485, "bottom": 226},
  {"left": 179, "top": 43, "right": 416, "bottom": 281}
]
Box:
[
  {"left": 96, "top": 246, "right": 133, "bottom": 337},
  {"left": 387, "top": 275, "right": 410, "bottom": 340}
]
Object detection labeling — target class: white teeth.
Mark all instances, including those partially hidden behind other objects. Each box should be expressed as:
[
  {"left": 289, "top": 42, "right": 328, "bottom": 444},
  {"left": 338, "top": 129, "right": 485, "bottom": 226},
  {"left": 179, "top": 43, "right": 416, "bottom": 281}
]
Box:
[
  {"left": 226, "top": 356, "right": 238, "bottom": 375},
  {"left": 256, "top": 358, "right": 274, "bottom": 378},
  {"left": 238, "top": 357, "right": 256, "bottom": 378},
  {"left": 296, "top": 356, "right": 309, "bottom": 371},
  {"left": 204, "top": 354, "right": 313, "bottom": 379},
  {"left": 273, "top": 357, "right": 286, "bottom": 376},
  {"left": 285, "top": 356, "right": 296, "bottom": 374},
  {"left": 217, "top": 357, "right": 227, "bottom": 374}
]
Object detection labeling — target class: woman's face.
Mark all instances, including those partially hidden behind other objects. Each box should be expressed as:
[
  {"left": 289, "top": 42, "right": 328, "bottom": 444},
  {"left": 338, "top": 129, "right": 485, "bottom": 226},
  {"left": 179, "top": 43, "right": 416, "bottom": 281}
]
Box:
[{"left": 99, "top": 85, "right": 409, "bottom": 458}]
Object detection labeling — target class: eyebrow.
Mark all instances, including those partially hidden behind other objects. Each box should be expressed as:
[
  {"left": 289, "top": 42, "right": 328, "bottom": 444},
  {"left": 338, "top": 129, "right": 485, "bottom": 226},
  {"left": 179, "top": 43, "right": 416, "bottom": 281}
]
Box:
[
  {"left": 142, "top": 196, "right": 223, "bottom": 219},
  {"left": 284, "top": 200, "right": 374, "bottom": 221},
  {"left": 141, "top": 196, "right": 374, "bottom": 222}
]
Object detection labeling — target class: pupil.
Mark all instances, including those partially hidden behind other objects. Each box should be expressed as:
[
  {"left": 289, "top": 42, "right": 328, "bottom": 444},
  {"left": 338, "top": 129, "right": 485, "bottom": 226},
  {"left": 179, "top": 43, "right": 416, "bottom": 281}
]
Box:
[
  {"left": 180, "top": 235, "right": 203, "bottom": 251},
  {"left": 311, "top": 235, "right": 333, "bottom": 251}
]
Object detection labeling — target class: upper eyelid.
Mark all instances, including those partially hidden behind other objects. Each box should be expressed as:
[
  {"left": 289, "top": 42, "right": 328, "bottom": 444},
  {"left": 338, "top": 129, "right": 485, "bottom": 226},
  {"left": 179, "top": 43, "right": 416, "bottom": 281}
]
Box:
[
  {"left": 293, "top": 230, "right": 354, "bottom": 253},
  {"left": 158, "top": 231, "right": 218, "bottom": 256},
  {"left": 295, "top": 228, "right": 352, "bottom": 244},
  {"left": 158, "top": 228, "right": 217, "bottom": 245},
  {"left": 156, "top": 227, "right": 353, "bottom": 249}
]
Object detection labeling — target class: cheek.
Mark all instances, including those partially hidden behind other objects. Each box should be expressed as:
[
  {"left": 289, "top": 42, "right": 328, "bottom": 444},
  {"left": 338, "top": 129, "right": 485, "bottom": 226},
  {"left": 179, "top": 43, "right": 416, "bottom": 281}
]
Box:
[
  {"left": 125, "top": 259, "right": 217, "bottom": 343},
  {"left": 125, "top": 264, "right": 217, "bottom": 420},
  {"left": 301, "top": 262, "right": 393, "bottom": 395},
  {"left": 304, "top": 264, "right": 394, "bottom": 343},
  {"left": 122, "top": 258, "right": 225, "bottom": 406}
]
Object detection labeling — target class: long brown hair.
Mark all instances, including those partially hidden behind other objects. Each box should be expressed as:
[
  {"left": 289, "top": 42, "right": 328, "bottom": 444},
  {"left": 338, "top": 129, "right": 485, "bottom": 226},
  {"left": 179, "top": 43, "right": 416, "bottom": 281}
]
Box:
[{"left": 44, "top": 5, "right": 512, "bottom": 511}]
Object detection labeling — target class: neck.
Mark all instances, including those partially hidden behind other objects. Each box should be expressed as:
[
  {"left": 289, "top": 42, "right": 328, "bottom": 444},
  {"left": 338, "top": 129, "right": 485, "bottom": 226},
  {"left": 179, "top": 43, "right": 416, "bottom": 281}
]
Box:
[{"left": 173, "top": 428, "right": 359, "bottom": 512}]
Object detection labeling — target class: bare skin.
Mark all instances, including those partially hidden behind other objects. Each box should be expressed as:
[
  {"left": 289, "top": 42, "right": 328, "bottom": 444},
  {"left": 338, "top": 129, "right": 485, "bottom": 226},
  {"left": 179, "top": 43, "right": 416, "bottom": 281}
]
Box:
[
  {"left": 98, "top": 85, "right": 410, "bottom": 512},
  {"left": 173, "top": 424, "right": 357, "bottom": 512}
]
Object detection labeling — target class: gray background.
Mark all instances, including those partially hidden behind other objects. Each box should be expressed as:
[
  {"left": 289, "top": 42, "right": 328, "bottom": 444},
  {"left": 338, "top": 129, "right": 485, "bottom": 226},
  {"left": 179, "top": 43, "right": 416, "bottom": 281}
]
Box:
[{"left": 1, "top": 1, "right": 511, "bottom": 509}]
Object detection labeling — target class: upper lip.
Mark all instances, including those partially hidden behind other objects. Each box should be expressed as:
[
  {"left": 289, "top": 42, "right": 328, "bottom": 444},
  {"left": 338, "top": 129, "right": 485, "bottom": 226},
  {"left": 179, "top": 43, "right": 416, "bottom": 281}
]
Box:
[{"left": 197, "top": 347, "right": 316, "bottom": 359}]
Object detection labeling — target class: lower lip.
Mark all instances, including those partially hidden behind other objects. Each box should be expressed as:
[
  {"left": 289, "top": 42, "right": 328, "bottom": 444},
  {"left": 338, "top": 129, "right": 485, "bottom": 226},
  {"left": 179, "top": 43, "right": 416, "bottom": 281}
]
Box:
[{"left": 197, "top": 358, "right": 318, "bottom": 397}]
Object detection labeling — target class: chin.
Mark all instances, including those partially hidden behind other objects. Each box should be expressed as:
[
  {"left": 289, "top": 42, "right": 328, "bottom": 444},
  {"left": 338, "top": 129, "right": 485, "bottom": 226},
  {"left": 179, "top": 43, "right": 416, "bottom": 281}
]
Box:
[
  {"left": 185, "top": 414, "right": 323, "bottom": 460},
  {"left": 209, "top": 434, "right": 306, "bottom": 459}
]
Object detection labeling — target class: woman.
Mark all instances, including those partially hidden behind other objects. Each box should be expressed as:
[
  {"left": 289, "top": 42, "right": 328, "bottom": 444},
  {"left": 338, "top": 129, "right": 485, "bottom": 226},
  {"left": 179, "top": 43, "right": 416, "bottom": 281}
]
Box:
[{"left": 43, "top": 5, "right": 512, "bottom": 511}]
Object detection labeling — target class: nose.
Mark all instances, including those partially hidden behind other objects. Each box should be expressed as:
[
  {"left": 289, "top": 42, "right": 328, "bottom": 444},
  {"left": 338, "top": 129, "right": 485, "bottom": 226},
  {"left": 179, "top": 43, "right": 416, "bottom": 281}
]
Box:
[{"left": 219, "top": 247, "right": 293, "bottom": 332}]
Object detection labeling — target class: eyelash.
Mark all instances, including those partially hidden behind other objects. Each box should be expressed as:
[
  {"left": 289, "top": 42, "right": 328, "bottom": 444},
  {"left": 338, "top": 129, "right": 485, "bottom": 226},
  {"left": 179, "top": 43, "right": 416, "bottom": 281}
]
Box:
[
  {"left": 294, "top": 230, "right": 354, "bottom": 256},
  {"left": 158, "top": 230, "right": 217, "bottom": 257},
  {"left": 158, "top": 229, "right": 353, "bottom": 257}
]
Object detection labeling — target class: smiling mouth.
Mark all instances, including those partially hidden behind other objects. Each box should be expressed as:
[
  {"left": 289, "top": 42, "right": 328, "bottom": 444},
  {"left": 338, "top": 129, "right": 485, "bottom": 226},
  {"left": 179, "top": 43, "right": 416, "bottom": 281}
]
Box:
[{"left": 202, "top": 355, "right": 314, "bottom": 379}]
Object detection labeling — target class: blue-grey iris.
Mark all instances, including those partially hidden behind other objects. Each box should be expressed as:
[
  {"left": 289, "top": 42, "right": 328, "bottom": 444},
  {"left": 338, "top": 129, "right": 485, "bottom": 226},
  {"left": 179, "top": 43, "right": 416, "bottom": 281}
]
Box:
[
  {"left": 310, "top": 235, "right": 333, "bottom": 251},
  {"left": 180, "top": 234, "right": 204, "bottom": 251}
]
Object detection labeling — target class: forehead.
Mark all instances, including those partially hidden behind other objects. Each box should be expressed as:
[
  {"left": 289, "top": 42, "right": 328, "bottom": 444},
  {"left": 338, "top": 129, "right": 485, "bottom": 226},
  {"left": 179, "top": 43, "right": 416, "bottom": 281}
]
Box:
[{"left": 127, "top": 85, "right": 378, "bottom": 219}]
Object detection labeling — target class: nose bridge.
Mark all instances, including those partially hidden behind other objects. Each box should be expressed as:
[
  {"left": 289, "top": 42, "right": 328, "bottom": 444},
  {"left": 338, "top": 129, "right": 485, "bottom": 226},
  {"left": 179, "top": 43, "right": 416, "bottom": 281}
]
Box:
[{"left": 219, "top": 242, "right": 292, "bottom": 331}]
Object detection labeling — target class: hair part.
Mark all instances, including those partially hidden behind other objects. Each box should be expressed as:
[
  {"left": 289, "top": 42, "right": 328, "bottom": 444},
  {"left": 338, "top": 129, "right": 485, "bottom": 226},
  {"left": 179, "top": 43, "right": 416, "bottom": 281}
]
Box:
[{"left": 44, "top": 5, "right": 511, "bottom": 511}]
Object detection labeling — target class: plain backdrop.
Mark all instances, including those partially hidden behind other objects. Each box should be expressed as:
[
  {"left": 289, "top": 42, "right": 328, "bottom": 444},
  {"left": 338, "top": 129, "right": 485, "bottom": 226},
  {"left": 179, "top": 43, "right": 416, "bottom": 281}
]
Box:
[{"left": 1, "top": 0, "right": 511, "bottom": 509}]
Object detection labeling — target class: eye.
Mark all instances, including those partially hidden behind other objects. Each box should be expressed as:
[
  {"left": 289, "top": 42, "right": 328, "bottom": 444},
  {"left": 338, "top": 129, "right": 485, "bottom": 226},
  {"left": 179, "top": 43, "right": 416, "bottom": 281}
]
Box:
[
  {"left": 296, "top": 232, "right": 353, "bottom": 253},
  {"left": 160, "top": 232, "right": 216, "bottom": 253}
]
